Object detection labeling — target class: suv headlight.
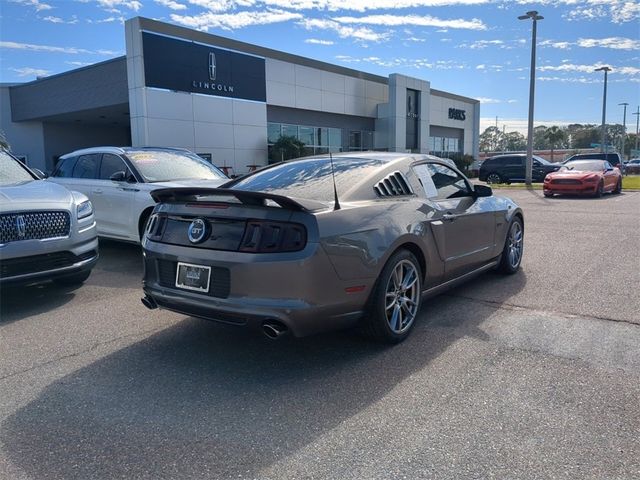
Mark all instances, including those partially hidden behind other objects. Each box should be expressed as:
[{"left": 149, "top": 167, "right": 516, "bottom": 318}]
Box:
[{"left": 77, "top": 200, "right": 93, "bottom": 219}]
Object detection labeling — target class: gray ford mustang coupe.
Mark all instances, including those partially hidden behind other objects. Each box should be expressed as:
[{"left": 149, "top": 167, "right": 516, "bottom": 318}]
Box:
[{"left": 141, "top": 153, "right": 524, "bottom": 343}]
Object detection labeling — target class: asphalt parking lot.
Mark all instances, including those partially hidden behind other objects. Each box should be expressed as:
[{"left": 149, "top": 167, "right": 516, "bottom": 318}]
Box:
[{"left": 1, "top": 189, "right": 639, "bottom": 479}]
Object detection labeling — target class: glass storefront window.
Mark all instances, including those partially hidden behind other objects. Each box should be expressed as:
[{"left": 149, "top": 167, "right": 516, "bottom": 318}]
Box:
[
  {"left": 267, "top": 123, "right": 281, "bottom": 144},
  {"left": 349, "top": 131, "right": 362, "bottom": 150},
  {"left": 281, "top": 124, "right": 298, "bottom": 138},
  {"left": 299, "top": 126, "right": 315, "bottom": 146},
  {"left": 328, "top": 128, "right": 342, "bottom": 148}
]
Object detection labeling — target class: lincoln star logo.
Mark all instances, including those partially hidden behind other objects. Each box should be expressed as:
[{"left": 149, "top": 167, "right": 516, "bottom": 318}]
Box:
[
  {"left": 16, "top": 215, "right": 26, "bottom": 239},
  {"left": 188, "top": 218, "right": 208, "bottom": 244},
  {"left": 209, "top": 52, "right": 216, "bottom": 81}
]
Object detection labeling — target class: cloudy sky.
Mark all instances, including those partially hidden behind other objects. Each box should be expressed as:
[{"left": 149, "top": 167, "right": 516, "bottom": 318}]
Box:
[{"left": 1, "top": 0, "right": 639, "bottom": 133}]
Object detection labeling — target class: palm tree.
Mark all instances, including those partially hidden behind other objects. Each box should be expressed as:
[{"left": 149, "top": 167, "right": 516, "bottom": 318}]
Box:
[{"left": 544, "top": 126, "right": 565, "bottom": 162}]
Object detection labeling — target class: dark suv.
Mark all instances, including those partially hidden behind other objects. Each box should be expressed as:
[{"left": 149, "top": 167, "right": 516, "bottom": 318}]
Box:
[
  {"left": 563, "top": 153, "right": 623, "bottom": 171},
  {"left": 479, "top": 154, "right": 561, "bottom": 184}
]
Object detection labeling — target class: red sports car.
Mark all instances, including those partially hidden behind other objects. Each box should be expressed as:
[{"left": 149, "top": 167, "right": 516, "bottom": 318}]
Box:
[{"left": 543, "top": 159, "right": 622, "bottom": 197}]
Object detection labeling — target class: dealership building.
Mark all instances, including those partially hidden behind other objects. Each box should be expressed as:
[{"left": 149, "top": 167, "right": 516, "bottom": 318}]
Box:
[{"left": 1, "top": 17, "right": 480, "bottom": 174}]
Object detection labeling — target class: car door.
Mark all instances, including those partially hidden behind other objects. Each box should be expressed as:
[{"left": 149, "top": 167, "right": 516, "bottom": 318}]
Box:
[
  {"left": 415, "top": 162, "right": 497, "bottom": 280},
  {"left": 602, "top": 161, "right": 618, "bottom": 191},
  {"left": 532, "top": 159, "right": 548, "bottom": 181},
  {"left": 505, "top": 156, "right": 525, "bottom": 182},
  {"left": 93, "top": 153, "right": 136, "bottom": 239}
]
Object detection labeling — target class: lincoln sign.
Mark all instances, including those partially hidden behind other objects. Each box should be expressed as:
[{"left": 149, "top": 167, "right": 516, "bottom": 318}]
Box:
[{"left": 142, "top": 32, "right": 266, "bottom": 102}]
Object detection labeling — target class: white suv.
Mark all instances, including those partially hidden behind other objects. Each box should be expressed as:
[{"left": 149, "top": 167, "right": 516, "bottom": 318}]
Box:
[{"left": 48, "top": 147, "right": 228, "bottom": 243}]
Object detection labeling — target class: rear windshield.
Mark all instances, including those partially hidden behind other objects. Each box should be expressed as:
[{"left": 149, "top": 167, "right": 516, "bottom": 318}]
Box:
[
  {"left": 126, "top": 150, "right": 226, "bottom": 183},
  {"left": 229, "top": 157, "right": 387, "bottom": 202},
  {"left": 0, "top": 151, "right": 36, "bottom": 185}
]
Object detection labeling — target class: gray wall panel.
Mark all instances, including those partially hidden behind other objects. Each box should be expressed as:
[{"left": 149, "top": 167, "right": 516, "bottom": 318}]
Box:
[{"left": 10, "top": 58, "right": 128, "bottom": 122}]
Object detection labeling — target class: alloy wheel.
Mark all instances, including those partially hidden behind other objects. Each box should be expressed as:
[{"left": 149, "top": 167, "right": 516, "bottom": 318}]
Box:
[
  {"left": 486, "top": 173, "right": 502, "bottom": 184},
  {"left": 384, "top": 259, "right": 420, "bottom": 334},
  {"left": 507, "top": 221, "right": 523, "bottom": 270}
]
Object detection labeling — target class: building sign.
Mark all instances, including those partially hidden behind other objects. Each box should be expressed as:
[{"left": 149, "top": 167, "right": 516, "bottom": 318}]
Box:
[
  {"left": 448, "top": 108, "right": 466, "bottom": 121},
  {"left": 142, "top": 32, "right": 266, "bottom": 102}
]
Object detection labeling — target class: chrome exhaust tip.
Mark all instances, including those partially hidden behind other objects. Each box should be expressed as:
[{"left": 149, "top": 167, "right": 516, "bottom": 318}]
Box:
[
  {"left": 262, "top": 321, "right": 288, "bottom": 340},
  {"left": 141, "top": 295, "right": 158, "bottom": 310}
]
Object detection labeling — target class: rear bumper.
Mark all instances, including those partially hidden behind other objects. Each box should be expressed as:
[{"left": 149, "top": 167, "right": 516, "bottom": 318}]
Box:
[{"left": 141, "top": 240, "right": 373, "bottom": 337}]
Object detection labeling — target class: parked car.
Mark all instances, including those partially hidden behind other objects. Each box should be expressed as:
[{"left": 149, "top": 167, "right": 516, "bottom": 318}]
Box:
[
  {"left": 563, "top": 152, "right": 624, "bottom": 172},
  {"left": 479, "top": 154, "right": 560, "bottom": 184},
  {"left": 543, "top": 159, "right": 622, "bottom": 197},
  {"left": 0, "top": 149, "right": 98, "bottom": 286},
  {"left": 624, "top": 158, "right": 640, "bottom": 174},
  {"left": 48, "top": 147, "right": 228, "bottom": 243},
  {"left": 141, "top": 152, "right": 524, "bottom": 344}
]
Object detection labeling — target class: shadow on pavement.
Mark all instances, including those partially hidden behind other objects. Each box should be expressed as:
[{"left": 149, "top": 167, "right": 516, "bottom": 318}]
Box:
[
  {"left": 0, "top": 282, "right": 79, "bottom": 325},
  {"left": 2, "top": 270, "right": 526, "bottom": 479}
]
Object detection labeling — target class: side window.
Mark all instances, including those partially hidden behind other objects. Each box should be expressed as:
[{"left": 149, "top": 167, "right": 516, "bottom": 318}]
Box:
[
  {"left": 426, "top": 163, "right": 472, "bottom": 200},
  {"left": 99, "top": 154, "right": 128, "bottom": 180},
  {"left": 72, "top": 154, "right": 100, "bottom": 179},
  {"left": 604, "top": 161, "right": 612, "bottom": 170},
  {"left": 505, "top": 156, "right": 524, "bottom": 166},
  {"left": 52, "top": 157, "right": 78, "bottom": 178}
]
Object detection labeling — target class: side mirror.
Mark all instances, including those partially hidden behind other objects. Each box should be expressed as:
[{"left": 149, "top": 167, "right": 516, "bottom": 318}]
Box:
[
  {"left": 474, "top": 184, "right": 493, "bottom": 197},
  {"left": 110, "top": 171, "right": 127, "bottom": 182},
  {"left": 32, "top": 168, "right": 48, "bottom": 179}
]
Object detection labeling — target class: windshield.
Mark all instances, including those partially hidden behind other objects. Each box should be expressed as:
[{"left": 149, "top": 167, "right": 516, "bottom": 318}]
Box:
[
  {"left": 0, "top": 151, "right": 36, "bottom": 185},
  {"left": 562, "top": 160, "right": 605, "bottom": 172},
  {"left": 126, "top": 150, "right": 226, "bottom": 183},
  {"left": 533, "top": 155, "right": 552, "bottom": 165},
  {"left": 228, "top": 157, "right": 388, "bottom": 202}
]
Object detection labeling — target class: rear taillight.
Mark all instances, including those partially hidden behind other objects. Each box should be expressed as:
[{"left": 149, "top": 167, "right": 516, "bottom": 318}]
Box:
[{"left": 239, "top": 220, "right": 307, "bottom": 253}]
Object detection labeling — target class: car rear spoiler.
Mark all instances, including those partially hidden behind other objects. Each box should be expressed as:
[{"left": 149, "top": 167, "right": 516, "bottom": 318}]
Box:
[{"left": 150, "top": 187, "right": 329, "bottom": 212}]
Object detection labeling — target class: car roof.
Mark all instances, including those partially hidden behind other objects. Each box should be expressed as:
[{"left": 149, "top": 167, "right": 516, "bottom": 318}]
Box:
[{"left": 59, "top": 146, "right": 193, "bottom": 159}]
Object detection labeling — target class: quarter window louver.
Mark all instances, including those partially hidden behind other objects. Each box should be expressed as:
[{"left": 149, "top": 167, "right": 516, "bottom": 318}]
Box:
[{"left": 374, "top": 172, "right": 414, "bottom": 197}]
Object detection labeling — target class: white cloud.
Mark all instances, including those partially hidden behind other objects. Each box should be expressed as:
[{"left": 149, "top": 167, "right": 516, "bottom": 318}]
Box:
[
  {"left": 301, "top": 18, "right": 390, "bottom": 42},
  {"left": 476, "top": 64, "right": 485, "bottom": 70},
  {"left": 304, "top": 38, "right": 335, "bottom": 45},
  {"left": 538, "top": 76, "right": 599, "bottom": 84},
  {"left": 171, "top": 10, "right": 303, "bottom": 31},
  {"left": 541, "top": 37, "right": 640, "bottom": 51},
  {"left": 477, "top": 97, "right": 502, "bottom": 104},
  {"left": 10, "top": 0, "right": 52, "bottom": 12},
  {"left": 335, "top": 55, "right": 466, "bottom": 70},
  {"left": 95, "top": 0, "right": 142, "bottom": 12},
  {"left": 10, "top": 67, "right": 52, "bottom": 77},
  {"left": 65, "top": 61, "right": 94, "bottom": 67},
  {"left": 155, "top": 0, "right": 188, "bottom": 10},
  {"left": 539, "top": 63, "right": 640, "bottom": 76},
  {"left": 332, "top": 14, "right": 487, "bottom": 30},
  {"left": 0, "top": 40, "right": 120, "bottom": 56},
  {"left": 458, "top": 39, "right": 504, "bottom": 49},
  {"left": 222, "top": 0, "right": 490, "bottom": 12}
]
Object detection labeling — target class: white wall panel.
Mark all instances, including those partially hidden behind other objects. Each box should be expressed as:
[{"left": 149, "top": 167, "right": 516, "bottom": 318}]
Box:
[
  {"left": 233, "top": 124, "right": 268, "bottom": 150},
  {"left": 344, "top": 77, "right": 365, "bottom": 97},
  {"left": 194, "top": 122, "right": 235, "bottom": 149},
  {"left": 321, "top": 91, "right": 345, "bottom": 114},
  {"left": 321, "top": 71, "right": 345, "bottom": 94},
  {"left": 145, "top": 89, "right": 193, "bottom": 121},
  {"left": 232, "top": 100, "right": 267, "bottom": 127},
  {"left": 295, "top": 65, "right": 322, "bottom": 89},
  {"left": 193, "top": 94, "right": 233, "bottom": 123},
  {"left": 295, "top": 86, "right": 322, "bottom": 110},
  {"left": 266, "top": 80, "right": 295, "bottom": 107},
  {"left": 266, "top": 58, "right": 295, "bottom": 85},
  {"left": 146, "top": 118, "right": 194, "bottom": 148}
]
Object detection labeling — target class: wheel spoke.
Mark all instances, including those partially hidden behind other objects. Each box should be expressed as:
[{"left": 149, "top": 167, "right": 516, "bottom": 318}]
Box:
[
  {"left": 402, "top": 270, "right": 418, "bottom": 290},
  {"left": 391, "top": 304, "right": 401, "bottom": 331}
]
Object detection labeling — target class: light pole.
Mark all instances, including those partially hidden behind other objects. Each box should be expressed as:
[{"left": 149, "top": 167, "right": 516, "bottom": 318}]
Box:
[
  {"left": 519, "top": 10, "right": 543, "bottom": 186},
  {"left": 633, "top": 106, "right": 640, "bottom": 154},
  {"left": 595, "top": 66, "right": 611, "bottom": 153},
  {"left": 619, "top": 102, "right": 628, "bottom": 158}
]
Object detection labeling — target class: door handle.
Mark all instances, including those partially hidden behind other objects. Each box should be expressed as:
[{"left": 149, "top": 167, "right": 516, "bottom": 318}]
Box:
[
  {"left": 92, "top": 189, "right": 103, "bottom": 194},
  {"left": 119, "top": 187, "right": 140, "bottom": 192},
  {"left": 442, "top": 214, "right": 458, "bottom": 222}
]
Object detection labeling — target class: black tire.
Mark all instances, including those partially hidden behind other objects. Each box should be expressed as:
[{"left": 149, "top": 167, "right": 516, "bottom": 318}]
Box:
[
  {"left": 362, "top": 250, "right": 422, "bottom": 344},
  {"left": 613, "top": 178, "right": 622, "bottom": 194},
  {"left": 497, "top": 217, "right": 524, "bottom": 274},
  {"left": 53, "top": 270, "right": 91, "bottom": 286},
  {"left": 543, "top": 192, "right": 553, "bottom": 198},
  {"left": 594, "top": 181, "right": 604, "bottom": 198},
  {"left": 486, "top": 172, "right": 503, "bottom": 184}
]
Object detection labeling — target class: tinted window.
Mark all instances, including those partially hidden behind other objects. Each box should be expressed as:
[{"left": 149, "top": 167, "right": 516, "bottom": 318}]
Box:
[
  {"left": 99, "top": 154, "right": 128, "bottom": 180},
  {"left": 53, "top": 156, "right": 78, "bottom": 178},
  {"left": 0, "top": 151, "right": 35, "bottom": 185},
  {"left": 426, "top": 163, "right": 471, "bottom": 200},
  {"left": 504, "top": 156, "right": 524, "bottom": 166},
  {"left": 72, "top": 154, "right": 100, "bottom": 179},
  {"left": 229, "top": 157, "right": 387, "bottom": 202},
  {"left": 563, "top": 160, "right": 605, "bottom": 172},
  {"left": 126, "top": 150, "right": 225, "bottom": 182}
]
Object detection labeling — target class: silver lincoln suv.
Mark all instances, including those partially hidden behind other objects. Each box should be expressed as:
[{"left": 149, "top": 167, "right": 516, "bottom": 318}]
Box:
[{"left": 0, "top": 149, "right": 99, "bottom": 286}]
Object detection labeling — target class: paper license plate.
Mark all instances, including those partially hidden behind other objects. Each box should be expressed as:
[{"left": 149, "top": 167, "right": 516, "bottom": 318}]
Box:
[{"left": 175, "top": 262, "right": 211, "bottom": 293}]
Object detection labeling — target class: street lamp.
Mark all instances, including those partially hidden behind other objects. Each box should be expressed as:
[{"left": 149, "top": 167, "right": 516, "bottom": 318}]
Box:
[
  {"left": 595, "top": 66, "right": 611, "bottom": 153},
  {"left": 519, "top": 10, "right": 543, "bottom": 186},
  {"left": 619, "top": 102, "right": 628, "bottom": 158},
  {"left": 632, "top": 106, "right": 639, "bottom": 154}
]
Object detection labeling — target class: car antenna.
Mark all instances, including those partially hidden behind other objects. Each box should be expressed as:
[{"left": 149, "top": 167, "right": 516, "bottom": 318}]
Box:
[{"left": 329, "top": 151, "right": 341, "bottom": 211}]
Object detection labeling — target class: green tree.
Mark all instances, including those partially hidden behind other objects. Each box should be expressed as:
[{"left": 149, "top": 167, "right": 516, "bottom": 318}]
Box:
[
  {"left": 479, "top": 126, "right": 502, "bottom": 152},
  {"left": 544, "top": 126, "right": 566, "bottom": 161},
  {"left": 0, "top": 130, "right": 9, "bottom": 150},
  {"left": 502, "top": 131, "right": 526, "bottom": 151},
  {"left": 532, "top": 125, "right": 548, "bottom": 150},
  {"left": 270, "top": 135, "right": 305, "bottom": 163}
]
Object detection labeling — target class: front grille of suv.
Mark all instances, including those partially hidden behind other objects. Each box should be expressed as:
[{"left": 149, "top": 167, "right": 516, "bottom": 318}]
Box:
[
  {"left": 0, "top": 211, "right": 71, "bottom": 244},
  {"left": 0, "top": 250, "right": 96, "bottom": 279}
]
